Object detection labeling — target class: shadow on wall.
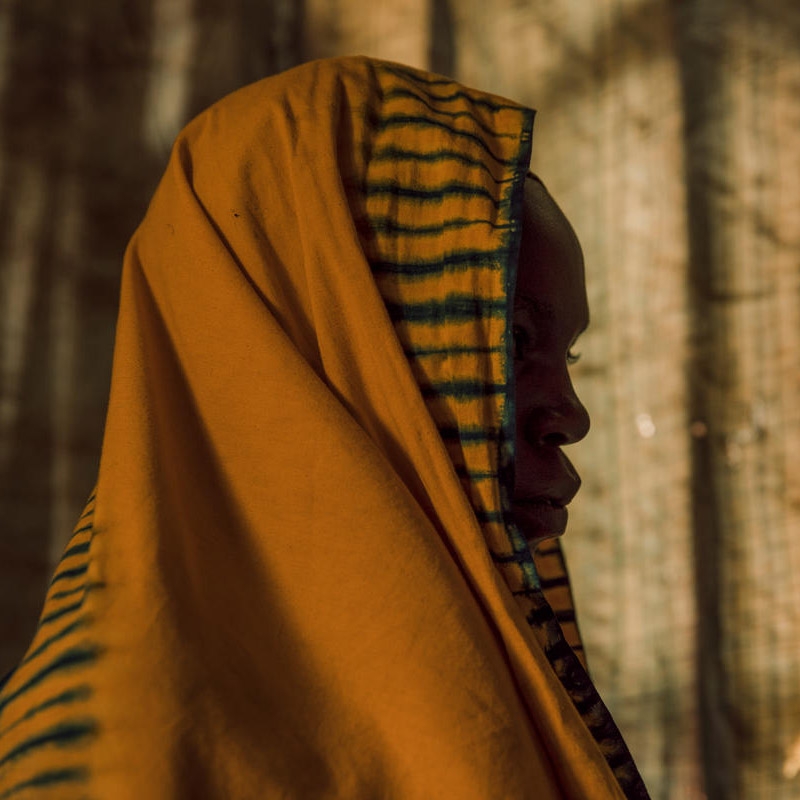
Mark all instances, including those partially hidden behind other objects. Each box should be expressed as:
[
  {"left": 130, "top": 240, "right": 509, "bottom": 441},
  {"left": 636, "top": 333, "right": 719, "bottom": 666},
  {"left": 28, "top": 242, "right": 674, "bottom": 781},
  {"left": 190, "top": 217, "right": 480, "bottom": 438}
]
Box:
[
  {"left": 0, "top": 0, "right": 309, "bottom": 677},
  {"left": 0, "top": 0, "right": 460, "bottom": 680}
]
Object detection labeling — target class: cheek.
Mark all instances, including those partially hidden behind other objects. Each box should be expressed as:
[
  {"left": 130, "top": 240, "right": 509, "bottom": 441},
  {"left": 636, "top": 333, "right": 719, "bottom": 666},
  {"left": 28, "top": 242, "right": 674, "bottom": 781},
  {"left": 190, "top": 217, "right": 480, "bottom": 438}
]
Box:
[{"left": 514, "top": 361, "right": 561, "bottom": 407}]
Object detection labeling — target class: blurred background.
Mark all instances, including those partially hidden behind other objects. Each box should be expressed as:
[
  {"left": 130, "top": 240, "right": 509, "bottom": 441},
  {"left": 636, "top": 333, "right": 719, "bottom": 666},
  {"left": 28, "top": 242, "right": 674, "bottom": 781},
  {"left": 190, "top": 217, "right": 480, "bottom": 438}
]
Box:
[{"left": 1, "top": 0, "right": 798, "bottom": 797}]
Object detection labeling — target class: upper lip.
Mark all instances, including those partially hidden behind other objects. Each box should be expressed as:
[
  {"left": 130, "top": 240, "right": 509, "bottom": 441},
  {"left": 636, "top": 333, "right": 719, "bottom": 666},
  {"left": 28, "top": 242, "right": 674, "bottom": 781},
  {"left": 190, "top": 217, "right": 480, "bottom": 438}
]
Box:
[{"left": 512, "top": 487, "right": 578, "bottom": 509}]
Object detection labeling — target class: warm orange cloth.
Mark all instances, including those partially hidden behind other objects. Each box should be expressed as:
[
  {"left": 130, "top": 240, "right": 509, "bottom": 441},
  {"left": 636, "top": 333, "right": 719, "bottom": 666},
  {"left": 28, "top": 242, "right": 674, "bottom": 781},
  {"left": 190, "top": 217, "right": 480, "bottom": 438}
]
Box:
[{"left": 0, "top": 57, "right": 648, "bottom": 798}]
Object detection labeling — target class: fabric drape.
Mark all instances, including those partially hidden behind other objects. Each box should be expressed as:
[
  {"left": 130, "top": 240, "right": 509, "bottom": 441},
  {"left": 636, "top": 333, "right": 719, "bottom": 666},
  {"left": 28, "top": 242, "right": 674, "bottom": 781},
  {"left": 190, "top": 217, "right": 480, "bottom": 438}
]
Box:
[{"left": 0, "top": 56, "right": 647, "bottom": 799}]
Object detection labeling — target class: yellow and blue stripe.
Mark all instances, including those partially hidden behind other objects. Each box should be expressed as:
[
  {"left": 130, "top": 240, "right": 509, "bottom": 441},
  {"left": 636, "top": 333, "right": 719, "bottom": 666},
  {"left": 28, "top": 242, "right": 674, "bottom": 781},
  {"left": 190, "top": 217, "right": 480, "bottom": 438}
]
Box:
[{"left": 0, "top": 493, "right": 102, "bottom": 798}]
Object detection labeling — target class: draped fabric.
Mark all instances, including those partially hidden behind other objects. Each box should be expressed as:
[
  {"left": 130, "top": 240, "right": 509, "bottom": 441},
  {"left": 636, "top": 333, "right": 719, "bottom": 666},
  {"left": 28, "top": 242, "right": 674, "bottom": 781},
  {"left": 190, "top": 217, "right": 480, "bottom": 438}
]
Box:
[{"left": 0, "top": 56, "right": 647, "bottom": 799}]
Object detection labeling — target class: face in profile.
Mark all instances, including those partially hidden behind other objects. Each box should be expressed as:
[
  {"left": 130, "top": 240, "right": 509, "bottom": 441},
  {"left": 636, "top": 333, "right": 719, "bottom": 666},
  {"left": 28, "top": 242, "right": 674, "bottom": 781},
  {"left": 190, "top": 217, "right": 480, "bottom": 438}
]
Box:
[{"left": 511, "top": 176, "right": 590, "bottom": 545}]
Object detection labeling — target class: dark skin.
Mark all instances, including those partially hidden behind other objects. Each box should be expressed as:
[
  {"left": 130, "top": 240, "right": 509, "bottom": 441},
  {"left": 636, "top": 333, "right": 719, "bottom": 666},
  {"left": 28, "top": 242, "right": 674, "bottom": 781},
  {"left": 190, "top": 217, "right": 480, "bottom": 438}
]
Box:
[{"left": 512, "top": 175, "right": 590, "bottom": 545}]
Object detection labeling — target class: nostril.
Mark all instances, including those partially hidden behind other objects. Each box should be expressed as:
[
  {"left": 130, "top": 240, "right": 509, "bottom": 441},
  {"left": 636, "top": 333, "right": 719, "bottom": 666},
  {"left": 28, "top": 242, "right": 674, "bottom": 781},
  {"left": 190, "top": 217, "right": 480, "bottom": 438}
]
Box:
[
  {"left": 542, "top": 431, "right": 568, "bottom": 447},
  {"left": 529, "top": 406, "right": 588, "bottom": 446},
  {"left": 521, "top": 399, "right": 590, "bottom": 447}
]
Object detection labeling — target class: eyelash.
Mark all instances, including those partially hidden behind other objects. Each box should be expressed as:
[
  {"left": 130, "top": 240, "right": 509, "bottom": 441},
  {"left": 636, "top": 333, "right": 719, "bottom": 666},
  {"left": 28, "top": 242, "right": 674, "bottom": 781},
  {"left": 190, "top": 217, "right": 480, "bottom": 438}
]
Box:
[{"left": 512, "top": 326, "right": 582, "bottom": 365}]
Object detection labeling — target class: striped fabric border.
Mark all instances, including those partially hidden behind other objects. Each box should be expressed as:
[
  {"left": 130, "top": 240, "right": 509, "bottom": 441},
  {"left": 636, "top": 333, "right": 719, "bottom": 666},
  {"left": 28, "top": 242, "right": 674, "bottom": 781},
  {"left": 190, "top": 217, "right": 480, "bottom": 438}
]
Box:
[{"left": 0, "top": 491, "right": 102, "bottom": 797}]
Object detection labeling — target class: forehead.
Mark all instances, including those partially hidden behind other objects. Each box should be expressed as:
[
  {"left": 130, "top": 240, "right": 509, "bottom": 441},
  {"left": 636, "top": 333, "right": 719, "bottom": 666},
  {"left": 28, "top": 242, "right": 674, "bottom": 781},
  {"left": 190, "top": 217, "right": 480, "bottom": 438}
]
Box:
[{"left": 514, "top": 178, "right": 588, "bottom": 330}]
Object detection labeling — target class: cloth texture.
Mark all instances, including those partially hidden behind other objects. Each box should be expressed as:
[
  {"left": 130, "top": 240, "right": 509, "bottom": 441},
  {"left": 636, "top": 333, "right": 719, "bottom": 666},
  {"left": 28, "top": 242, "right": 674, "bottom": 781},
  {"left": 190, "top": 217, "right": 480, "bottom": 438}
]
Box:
[{"left": 0, "top": 56, "right": 648, "bottom": 799}]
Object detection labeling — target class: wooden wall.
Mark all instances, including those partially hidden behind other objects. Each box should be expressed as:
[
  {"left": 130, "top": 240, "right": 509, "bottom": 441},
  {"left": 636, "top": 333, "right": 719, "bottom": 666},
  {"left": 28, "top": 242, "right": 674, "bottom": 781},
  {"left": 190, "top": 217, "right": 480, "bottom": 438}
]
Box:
[{"left": 1, "top": 1, "right": 798, "bottom": 796}]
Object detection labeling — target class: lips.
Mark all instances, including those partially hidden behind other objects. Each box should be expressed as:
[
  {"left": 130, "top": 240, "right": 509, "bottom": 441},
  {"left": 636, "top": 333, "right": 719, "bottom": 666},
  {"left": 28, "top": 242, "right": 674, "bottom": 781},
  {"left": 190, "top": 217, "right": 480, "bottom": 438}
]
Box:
[
  {"left": 511, "top": 498, "right": 569, "bottom": 541},
  {"left": 511, "top": 471, "right": 579, "bottom": 512},
  {"left": 512, "top": 482, "right": 576, "bottom": 508},
  {"left": 511, "top": 454, "right": 581, "bottom": 542},
  {"left": 511, "top": 492, "right": 574, "bottom": 542},
  {"left": 514, "top": 496, "right": 567, "bottom": 509}
]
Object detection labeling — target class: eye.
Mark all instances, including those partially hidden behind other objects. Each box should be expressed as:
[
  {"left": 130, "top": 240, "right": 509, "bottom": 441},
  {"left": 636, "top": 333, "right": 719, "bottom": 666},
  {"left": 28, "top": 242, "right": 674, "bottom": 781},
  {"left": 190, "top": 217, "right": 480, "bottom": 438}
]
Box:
[{"left": 567, "top": 348, "right": 581, "bottom": 366}]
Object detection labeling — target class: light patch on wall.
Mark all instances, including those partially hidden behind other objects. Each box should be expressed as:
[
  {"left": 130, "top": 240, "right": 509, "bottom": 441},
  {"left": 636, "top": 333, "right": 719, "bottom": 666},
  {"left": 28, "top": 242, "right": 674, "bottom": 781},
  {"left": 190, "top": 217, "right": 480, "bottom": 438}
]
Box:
[
  {"left": 636, "top": 412, "right": 656, "bottom": 438},
  {"left": 142, "top": 0, "right": 198, "bottom": 156},
  {"left": 303, "top": 0, "right": 429, "bottom": 68},
  {"left": 0, "top": 163, "right": 46, "bottom": 473},
  {"left": 783, "top": 733, "right": 800, "bottom": 779}
]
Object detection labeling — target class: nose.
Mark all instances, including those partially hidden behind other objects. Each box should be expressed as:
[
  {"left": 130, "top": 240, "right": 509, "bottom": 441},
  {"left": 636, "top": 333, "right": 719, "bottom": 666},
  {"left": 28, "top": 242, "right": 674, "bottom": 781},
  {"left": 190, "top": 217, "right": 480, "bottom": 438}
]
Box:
[{"left": 522, "top": 380, "right": 590, "bottom": 447}]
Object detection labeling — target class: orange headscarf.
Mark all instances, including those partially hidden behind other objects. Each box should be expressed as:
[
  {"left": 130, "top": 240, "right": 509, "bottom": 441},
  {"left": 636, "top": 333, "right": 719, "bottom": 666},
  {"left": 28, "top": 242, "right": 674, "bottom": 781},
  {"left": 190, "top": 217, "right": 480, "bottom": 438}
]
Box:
[{"left": 0, "top": 56, "right": 648, "bottom": 799}]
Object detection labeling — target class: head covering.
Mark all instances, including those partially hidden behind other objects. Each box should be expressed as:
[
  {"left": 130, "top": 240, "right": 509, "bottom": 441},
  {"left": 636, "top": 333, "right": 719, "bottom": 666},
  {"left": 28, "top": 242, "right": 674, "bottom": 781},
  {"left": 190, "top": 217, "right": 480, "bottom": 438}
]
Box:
[{"left": 0, "top": 56, "right": 648, "bottom": 799}]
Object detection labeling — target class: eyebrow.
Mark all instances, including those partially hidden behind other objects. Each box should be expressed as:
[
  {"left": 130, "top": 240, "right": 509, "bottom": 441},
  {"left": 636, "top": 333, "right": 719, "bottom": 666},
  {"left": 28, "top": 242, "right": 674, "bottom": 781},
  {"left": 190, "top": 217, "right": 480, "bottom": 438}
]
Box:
[{"left": 514, "top": 294, "right": 556, "bottom": 320}]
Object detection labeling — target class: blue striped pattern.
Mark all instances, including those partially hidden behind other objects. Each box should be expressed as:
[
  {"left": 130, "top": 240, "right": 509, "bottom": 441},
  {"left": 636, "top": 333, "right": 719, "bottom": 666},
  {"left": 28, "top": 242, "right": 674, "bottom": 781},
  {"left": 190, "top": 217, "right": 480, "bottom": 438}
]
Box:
[{"left": 0, "top": 491, "right": 102, "bottom": 796}]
